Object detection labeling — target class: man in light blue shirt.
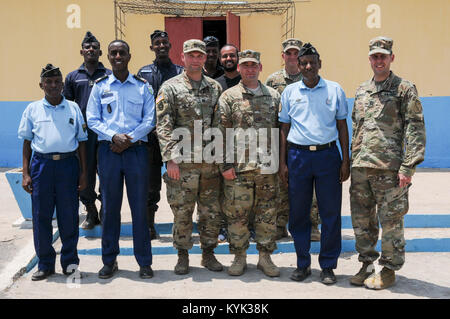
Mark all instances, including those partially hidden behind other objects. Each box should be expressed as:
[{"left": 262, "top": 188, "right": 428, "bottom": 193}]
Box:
[
  {"left": 18, "top": 64, "right": 88, "bottom": 281},
  {"left": 279, "top": 43, "right": 350, "bottom": 285},
  {"left": 86, "top": 40, "right": 155, "bottom": 279}
]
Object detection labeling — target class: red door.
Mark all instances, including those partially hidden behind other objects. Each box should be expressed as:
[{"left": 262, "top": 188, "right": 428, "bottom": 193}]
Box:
[
  {"left": 226, "top": 12, "right": 240, "bottom": 50},
  {"left": 165, "top": 17, "right": 203, "bottom": 66}
]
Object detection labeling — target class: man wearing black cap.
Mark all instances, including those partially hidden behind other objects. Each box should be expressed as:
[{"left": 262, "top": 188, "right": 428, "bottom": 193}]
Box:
[
  {"left": 203, "top": 36, "right": 224, "bottom": 79},
  {"left": 19, "top": 64, "right": 88, "bottom": 281},
  {"left": 279, "top": 43, "right": 350, "bottom": 285},
  {"left": 64, "top": 31, "right": 111, "bottom": 230},
  {"left": 137, "top": 30, "right": 183, "bottom": 240}
]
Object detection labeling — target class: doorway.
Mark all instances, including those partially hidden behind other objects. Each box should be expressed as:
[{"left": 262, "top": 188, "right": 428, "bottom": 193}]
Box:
[
  {"left": 203, "top": 18, "right": 226, "bottom": 48},
  {"left": 165, "top": 13, "right": 240, "bottom": 66}
]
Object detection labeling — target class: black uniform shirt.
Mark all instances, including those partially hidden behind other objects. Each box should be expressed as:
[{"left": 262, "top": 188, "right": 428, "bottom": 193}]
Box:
[
  {"left": 137, "top": 60, "right": 184, "bottom": 99},
  {"left": 216, "top": 74, "right": 242, "bottom": 91},
  {"left": 63, "top": 62, "right": 111, "bottom": 118}
]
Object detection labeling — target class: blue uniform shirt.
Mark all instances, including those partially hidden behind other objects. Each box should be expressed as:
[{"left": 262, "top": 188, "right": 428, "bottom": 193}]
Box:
[
  {"left": 63, "top": 62, "right": 111, "bottom": 117},
  {"left": 279, "top": 77, "right": 348, "bottom": 145},
  {"left": 86, "top": 73, "right": 156, "bottom": 143},
  {"left": 18, "top": 96, "right": 88, "bottom": 153}
]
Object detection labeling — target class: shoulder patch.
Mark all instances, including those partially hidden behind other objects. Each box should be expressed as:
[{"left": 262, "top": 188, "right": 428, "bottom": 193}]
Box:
[
  {"left": 156, "top": 93, "right": 164, "bottom": 105},
  {"left": 133, "top": 74, "right": 147, "bottom": 83},
  {"left": 95, "top": 75, "right": 108, "bottom": 83}
]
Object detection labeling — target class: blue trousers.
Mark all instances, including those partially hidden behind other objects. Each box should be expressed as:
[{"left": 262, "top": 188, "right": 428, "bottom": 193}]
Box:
[
  {"left": 30, "top": 154, "right": 80, "bottom": 272},
  {"left": 97, "top": 143, "right": 152, "bottom": 267},
  {"left": 288, "top": 144, "right": 342, "bottom": 270}
]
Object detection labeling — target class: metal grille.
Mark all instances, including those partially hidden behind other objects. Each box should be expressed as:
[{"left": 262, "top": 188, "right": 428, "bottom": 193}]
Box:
[{"left": 114, "top": 0, "right": 302, "bottom": 39}]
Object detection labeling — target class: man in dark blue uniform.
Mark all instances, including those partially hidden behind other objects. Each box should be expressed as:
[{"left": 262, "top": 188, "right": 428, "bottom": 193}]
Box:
[
  {"left": 64, "top": 31, "right": 111, "bottom": 229},
  {"left": 19, "top": 64, "right": 88, "bottom": 281},
  {"left": 87, "top": 40, "right": 156, "bottom": 279},
  {"left": 137, "top": 30, "right": 183, "bottom": 240}
]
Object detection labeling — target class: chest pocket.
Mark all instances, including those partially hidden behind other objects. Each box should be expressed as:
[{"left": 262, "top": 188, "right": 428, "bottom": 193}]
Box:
[
  {"left": 198, "top": 88, "right": 214, "bottom": 125},
  {"left": 232, "top": 100, "right": 253, "bottom": 128},
  {"left": 177, "top": 93, "right": 198, "bottom": 121},
  {"left": 100, "top": 95, "right": 117, "bottom": 117},
  {"left": 254, "top": 96, "right": 276, "bottom": 128},
  {"left": 127, "top": 96, "right": 144, "bottom": 118},
  {"left": 287, "top": 98, "right": 308, "bottom": 123},
  {"left": 34, "top": 115, "right": 53, "bottom": 135},
  {"left": 201, "top": 104, "right": 214, "bottom": 127},
  {"left": 375, "top": 91, "right": 401, "bottom": 121}
]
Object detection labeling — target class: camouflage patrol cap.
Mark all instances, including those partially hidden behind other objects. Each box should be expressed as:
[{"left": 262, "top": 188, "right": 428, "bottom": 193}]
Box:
[
  {"left": 183, "top": 39, "right": 206, "bottom": 54},
  {"left": 238, "top": 50, "right": 261, "bottom": 64},
  {"left": 282, "top": 38, "right": 303, "bottom": 52},
  {"left": 369, "top": 36, "right": 393, "bottom": 56}
]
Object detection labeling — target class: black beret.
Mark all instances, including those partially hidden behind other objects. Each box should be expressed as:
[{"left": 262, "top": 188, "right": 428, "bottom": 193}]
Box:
[
  {"left": 298, "top": 43, "right": 320, "bottom": 58},
  {"left": 82, "top": 31, "right": 99, "bottom": 45},
  {"left": 40, "top": 64, "right": 62, "bottom": 78},
  {"left": 151, "top": 30, "right": 168, "bottom": 41},
  {"left": 203, "top": 36, "right": 219, "bottom": 47}
]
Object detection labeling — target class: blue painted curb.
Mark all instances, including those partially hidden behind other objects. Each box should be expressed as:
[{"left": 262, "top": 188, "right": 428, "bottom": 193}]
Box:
[
  {"left": 79, "top": 214, "right": 450, "bottom": 238},
  {"left": 77, "top": 238, "right": 450, "bottom": 256},
  {"left": 6, "top": 171, "right": 56, "bottom": 219}
]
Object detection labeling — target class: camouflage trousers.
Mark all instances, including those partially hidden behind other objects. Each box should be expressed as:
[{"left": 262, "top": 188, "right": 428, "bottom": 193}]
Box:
[
  {"left": 222, "top": 170, "right": 278, "bottom": 254},
  {"left": 163, "top": 163, "right": 222, "bottom": 251},
  {"left": 277, "top": 181, "right": 321, "bottom": 229},
  {"left": 350, "top": 167, "right": 409, "bottom": 271}
]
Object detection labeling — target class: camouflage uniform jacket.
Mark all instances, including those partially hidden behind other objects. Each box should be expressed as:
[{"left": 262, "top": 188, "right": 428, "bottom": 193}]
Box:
[
  {"left": 156, "top": 71, "right": 222, "bottom": 162},
  {"left": 265, "top": 68, "right": 302, "bottom": 94},
  {"left": 351, "top": 71, "right": 426, "bottom": 176},
  {"left": 216, "top": 81, "right": 281, "bottom": 173}
]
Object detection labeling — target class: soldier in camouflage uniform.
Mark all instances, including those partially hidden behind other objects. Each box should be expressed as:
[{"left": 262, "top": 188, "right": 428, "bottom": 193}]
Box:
[
  {"left": 349, "top": 37, "right": 426, "bottom": 290},
  {"left": 265, "top": 38, "right": 321, "bottom": 241},
  {"left": 216, "top": 50, "right": 281, "bottom": 277},
  {"left": 156, "top": 39, "right": 223, "bottom": 275}
]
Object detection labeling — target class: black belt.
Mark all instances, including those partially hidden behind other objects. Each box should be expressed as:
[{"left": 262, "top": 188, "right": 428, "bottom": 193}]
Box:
[
  {"left": 288, "top": 141, "right": 336, "bottom": 151},
  {"left": 34, "top": 151, "right": 77, "bottom": 160},
  {"left": 99, "top": 140, "right": 147, "bottom": 147}
]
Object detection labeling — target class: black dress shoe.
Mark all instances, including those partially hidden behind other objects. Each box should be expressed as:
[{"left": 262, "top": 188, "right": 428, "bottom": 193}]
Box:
[
  {"left": 139, "top": 266, "right": 154, "bottom": 279},
  {"left": 31, "top": 269, "right": 55, "bottom": 281},
  {"left": 290, "top": 266, "right": 311, "bottom": 282},
  {"left": 98, "top": 261, "right": 118, "bottom": 279},
  {"left": 320, "top": 268, "right": 337, "bottom": 285}
]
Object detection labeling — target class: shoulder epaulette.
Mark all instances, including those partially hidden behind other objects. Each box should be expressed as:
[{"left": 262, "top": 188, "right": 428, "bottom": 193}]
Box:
[
  {"left": 133, "top": 74, "right": 147, "bottom": 83},
  {"left": 95, "top": 75, "right": 108, "bottom": 83}
]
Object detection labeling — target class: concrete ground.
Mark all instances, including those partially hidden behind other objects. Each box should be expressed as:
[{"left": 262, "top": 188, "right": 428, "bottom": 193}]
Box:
[{"left": 0, "top": 168, "right": 449, "bottom": 299}]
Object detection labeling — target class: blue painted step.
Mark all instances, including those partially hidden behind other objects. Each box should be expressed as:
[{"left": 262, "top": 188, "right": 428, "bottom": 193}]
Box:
[
  {"left": 79, "top": 214, "right": 450, "bottom": 238},
  {"left": 77, "top": 238, "right": 450, "bottom": 255}
]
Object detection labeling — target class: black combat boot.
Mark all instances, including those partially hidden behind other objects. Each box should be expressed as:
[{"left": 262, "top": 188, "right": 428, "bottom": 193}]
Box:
[
  {"left": 82, "top": 203, "right": 100, "bottom": 230},
  {"left": 147, "top": 208, "right": 159, "bottom": 240}
]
